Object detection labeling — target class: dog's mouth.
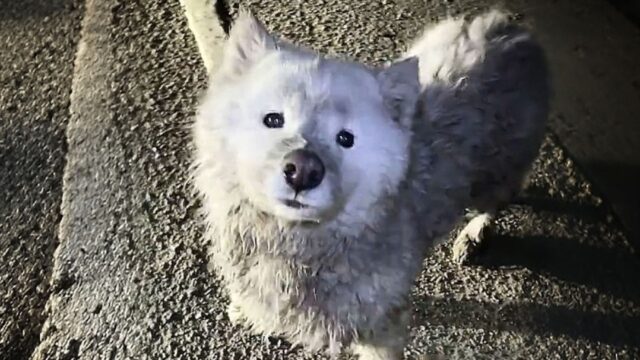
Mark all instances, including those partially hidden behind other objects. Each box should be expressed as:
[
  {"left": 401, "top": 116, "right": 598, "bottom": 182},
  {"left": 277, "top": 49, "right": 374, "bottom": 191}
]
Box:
[{"left": 281, "top": 199, "right": 309, "bottom": 209}]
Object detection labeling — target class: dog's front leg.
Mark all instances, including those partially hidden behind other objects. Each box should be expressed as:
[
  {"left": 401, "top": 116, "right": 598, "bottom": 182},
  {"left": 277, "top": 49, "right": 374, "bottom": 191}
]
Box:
[
  {"left": 226, "top": 290, "right": 249, "bottom": 327},
  {"left": 452, "top": 211, "right": 495, "bottom": 265},
  {"left": 352, "top": 306, "right": 410, "bottom": 360}
]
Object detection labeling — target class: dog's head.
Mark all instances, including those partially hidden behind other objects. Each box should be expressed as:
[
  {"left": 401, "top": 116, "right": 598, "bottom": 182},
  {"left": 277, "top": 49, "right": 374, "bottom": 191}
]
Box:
[{"left": 196, "top": 12, "right": 420, "bottom": 228}]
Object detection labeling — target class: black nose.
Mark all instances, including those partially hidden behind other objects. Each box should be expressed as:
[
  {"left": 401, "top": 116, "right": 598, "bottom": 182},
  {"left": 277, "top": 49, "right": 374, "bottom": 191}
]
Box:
[{"left": 283, "top": 149, "right": 325, "bottom": 192}]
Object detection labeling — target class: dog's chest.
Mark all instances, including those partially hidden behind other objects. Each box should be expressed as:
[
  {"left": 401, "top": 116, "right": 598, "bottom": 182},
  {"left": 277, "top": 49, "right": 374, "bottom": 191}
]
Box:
[{"left": 237, "top": 231, "right": 420, "bottom": 323}]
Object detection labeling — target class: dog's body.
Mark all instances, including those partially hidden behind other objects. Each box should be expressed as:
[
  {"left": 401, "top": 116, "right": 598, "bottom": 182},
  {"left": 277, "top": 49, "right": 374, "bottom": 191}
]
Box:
[
  {"left": 193, "top": 10, "right": 549, "bottom": 359},
  {"left": 402, "top": 13, "right": 550, "bottom": 264}
]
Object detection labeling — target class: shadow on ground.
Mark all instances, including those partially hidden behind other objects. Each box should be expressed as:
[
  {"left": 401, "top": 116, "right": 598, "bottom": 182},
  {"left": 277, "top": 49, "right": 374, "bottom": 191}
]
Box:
[
  {"left": 0, "top": 0, "right": 77, "bottom": 21},
  {"left": 413, "top": 189, "right": 640, "bottom": 352},
  {"left": 415, "top": 296, "right": 639, "bottom": 349},
  {"left": 487, "top": 195, "right": 640, "bottom": 301},
  {"left": 581, "top": 160, "right": 640, "bottom": 252}
]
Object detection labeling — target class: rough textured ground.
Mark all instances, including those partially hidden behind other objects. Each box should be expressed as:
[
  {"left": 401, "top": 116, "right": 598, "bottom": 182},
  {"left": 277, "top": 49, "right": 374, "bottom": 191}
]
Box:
[
  {"left": 527, "top": 0, "right": 640, "bottom": 250},
  {"left": 30, "top": 0, "right": 215, "bottom": 358},
  {"left": 2, "top": 0, "right": 640, "bottom": 359},
  {"left": 0, "top": 1, "right": 83, "bottom": 359}
]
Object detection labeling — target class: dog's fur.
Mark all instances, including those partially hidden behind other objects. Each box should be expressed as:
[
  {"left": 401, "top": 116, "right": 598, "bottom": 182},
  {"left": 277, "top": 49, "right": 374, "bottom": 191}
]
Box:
[
  {"left": 401, "top": 12, "right": 550, "bottom": 264},
  {"left": 193, "top": 9, "right": 549, "bottom": 359}
]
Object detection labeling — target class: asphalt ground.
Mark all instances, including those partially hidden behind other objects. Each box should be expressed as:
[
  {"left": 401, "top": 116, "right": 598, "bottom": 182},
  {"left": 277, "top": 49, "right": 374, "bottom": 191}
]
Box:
[
  {"left": 1, "top": 0, "right": 639, "bottom": 359},
  {"left": 0, "top": 1, "right": 83, "bottom": 359}
]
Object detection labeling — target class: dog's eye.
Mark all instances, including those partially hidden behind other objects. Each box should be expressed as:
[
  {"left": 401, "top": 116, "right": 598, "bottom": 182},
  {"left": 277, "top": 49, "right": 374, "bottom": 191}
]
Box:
[
  {"left": 263, "top": 112, "right": 285, "bottom": 128},
  {"left": 336, "top": 130, "right": 354, "bottom": 148}
]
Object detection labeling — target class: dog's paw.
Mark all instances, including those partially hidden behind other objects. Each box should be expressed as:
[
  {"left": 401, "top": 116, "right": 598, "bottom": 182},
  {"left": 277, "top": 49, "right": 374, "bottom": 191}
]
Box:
[
  {"left": 226, "top": 301, "right": 246, "bottom": 326},
  {"left": 353, "top": 344, "right": 403, "bottom": 360},
  {"left": 451, "top": 213, "right": 492, "bottom": 265}
]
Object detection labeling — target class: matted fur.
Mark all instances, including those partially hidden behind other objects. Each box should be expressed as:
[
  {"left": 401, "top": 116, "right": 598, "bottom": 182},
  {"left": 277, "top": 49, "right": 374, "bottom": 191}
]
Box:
[{"left": 192, "top": 9, "right": 549, "bottom": 359}]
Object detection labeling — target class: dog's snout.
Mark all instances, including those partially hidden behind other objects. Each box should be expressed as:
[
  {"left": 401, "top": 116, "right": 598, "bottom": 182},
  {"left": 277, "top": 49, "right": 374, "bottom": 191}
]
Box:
[{"left": 283, "top": 149, "right": 325, "bottom": 192}]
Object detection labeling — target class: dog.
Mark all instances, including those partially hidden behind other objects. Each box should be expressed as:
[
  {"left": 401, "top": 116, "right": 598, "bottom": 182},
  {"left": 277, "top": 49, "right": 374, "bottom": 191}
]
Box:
[{"left": 192, "top": 9, "right": 549, "bottom": 359}]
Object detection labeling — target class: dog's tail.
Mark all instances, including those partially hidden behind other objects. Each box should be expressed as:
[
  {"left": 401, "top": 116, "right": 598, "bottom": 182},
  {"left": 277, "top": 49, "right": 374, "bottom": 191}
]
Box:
[
  {"left": 405, "top": 10, "right": 551, "bottom": 211},
  {"left": 404, "top": 10, "right": 547, "bottom": 88}
]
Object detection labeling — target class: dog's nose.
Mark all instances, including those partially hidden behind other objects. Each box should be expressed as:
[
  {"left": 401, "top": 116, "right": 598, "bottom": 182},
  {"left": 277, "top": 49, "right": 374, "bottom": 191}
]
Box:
[{"left": 283, "top": 149, "right": 325, "bottom": 192}]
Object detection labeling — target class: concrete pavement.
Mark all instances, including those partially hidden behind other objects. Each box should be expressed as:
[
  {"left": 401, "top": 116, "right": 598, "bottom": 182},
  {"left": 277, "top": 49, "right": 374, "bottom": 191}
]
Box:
[
  {"left": 2, "top": 0, "right": 640, "bottom": 359},
  {"left": 30, "top": 0, "right": 218, "bottom": 358},
  {"left": 527, "top": 0, "right": 640, "bottom": 252},
  {"left": 0, "top": 1, "right": 83, "bottom": 358}
]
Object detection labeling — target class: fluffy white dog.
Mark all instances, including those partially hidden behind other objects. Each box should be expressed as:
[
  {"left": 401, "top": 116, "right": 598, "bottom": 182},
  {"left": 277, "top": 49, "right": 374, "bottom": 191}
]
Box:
[{"left": 193, "top": 9, "right": 549, "bottom": 359}]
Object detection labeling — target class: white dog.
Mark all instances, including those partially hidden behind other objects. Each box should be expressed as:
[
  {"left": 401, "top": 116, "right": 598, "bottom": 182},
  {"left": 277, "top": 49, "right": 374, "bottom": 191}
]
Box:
[{"left": 193, "top": 9, "right": 549, "bottom": 359}]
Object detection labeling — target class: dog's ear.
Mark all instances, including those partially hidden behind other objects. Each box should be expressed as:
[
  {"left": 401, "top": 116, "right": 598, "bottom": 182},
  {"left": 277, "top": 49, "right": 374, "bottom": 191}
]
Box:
[
  {"left": 377, "top": 57, "right": 421, "bottom": 128},
  {"left": 220, "top": 9, "right": 276, "bottom": 77}
]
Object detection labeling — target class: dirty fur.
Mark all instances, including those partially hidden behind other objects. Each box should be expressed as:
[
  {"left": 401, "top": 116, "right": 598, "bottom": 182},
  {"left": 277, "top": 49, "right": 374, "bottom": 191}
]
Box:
[
  {"left": 402, "top": 11, "right": 550, "bottom": 264},
  {"left": 192, "top": 9, "right": 549, "bottom": 359}
]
